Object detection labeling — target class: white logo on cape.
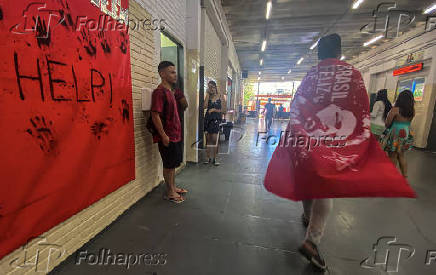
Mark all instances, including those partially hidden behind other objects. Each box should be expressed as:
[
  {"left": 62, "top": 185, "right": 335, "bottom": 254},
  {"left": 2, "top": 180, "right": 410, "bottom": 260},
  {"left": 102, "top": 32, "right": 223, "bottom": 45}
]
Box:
[
  {"left": 323, "top": 152, "right": 359, "bottom": 171},
  {"left": 305, "top": 104, "right": 357, "bottom": 138}
]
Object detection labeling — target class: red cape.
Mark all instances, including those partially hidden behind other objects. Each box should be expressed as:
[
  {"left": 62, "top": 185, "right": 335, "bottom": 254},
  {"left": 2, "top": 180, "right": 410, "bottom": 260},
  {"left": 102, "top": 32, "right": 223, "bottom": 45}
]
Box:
[{"left": 264, "top": 59, "right": 416, "bottom": 201}]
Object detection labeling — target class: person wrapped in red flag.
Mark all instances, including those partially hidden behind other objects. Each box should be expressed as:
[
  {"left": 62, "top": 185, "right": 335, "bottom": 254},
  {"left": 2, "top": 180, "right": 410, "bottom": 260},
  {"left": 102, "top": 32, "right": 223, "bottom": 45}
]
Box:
[{"left": 263, "top": 34, "right": 416, "bottom": 271}]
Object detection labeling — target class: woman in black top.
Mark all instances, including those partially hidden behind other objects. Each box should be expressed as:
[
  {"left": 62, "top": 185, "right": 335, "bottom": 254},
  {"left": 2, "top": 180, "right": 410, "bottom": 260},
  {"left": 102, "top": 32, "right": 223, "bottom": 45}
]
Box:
[{"left": 204, "top": 81, "right": 226, "bottom": 166}]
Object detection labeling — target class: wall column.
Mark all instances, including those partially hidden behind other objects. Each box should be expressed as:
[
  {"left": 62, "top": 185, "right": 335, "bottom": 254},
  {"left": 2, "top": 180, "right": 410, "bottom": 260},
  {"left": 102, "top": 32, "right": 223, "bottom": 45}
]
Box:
[{"left": 185, "top": 0, "right": 202, "bottom": 163}]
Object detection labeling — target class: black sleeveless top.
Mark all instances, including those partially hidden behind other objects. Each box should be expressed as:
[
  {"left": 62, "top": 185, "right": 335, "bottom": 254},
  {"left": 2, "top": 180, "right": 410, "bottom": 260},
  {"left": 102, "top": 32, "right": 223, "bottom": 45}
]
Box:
[{"left": 206, "top": 97, "right": 222, "bottom": 120}]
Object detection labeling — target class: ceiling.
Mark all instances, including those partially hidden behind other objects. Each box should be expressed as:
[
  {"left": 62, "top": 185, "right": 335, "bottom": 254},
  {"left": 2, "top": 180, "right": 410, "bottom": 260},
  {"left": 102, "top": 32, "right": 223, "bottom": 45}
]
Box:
[{"left": 221, "top": 0, "right": 435, "bottom": 82}]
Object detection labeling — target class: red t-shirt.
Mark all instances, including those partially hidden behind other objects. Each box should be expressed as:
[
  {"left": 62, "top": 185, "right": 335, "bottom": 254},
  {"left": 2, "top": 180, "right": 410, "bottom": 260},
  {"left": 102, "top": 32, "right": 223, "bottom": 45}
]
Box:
[{"left": 151, "top": 85, "right": 182, "bottom": 143}]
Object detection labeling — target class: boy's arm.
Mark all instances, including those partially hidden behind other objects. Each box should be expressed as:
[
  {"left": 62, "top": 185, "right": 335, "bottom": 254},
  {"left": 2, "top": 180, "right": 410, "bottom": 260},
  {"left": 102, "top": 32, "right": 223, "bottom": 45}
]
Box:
[
  {"left": 175, "top": 89, "right": 188, "bottom": 111},
  {"left": 151, "top": 112, "right": 169, "bottom": 146}
]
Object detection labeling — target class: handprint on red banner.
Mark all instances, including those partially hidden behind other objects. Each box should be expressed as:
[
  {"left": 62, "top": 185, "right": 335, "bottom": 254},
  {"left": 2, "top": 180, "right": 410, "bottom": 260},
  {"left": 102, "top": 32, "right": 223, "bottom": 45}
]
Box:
[
  {"left": 118, "top": 31, "right": 128, "bottom": 54},
  {"left": 121, "top": 99, "right": 130, "bottom": 123},
  {"left": 90, "top": 117, "right": 114, "bottom": 140},
  {"left": 78, "top": 27, "right": 97, "bottom": 57},
  {"left": 26, "top": 116, "right": 57, "bottom": 154},
  {"left": 98, "top": 30, "right": 112, "bottom": 53}
]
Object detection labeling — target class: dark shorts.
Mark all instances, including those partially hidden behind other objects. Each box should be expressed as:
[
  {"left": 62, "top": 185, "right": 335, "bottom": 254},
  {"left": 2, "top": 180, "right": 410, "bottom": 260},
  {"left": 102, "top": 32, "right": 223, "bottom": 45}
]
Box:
[
  {"left": 158, "top": 141, "right": 183, "bottom": 169},
  {"left": 204, "top": 118, "right": 221, "bottom": 134},
  {"left": 204, "top": 113, "right": 222, "bottom": 134}
]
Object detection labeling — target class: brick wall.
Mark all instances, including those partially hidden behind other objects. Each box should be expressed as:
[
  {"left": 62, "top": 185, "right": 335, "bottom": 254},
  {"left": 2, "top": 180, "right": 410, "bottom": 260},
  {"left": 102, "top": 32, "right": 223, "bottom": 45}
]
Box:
[
  {"left": 0, "top": 2, "right": 167, "bottom": 274},
  {"left": 135, "top": 0, "right": 194, "bottom": 164},
  {"left": 204, "top": 14, "right": 222, "bottom": 89},
  {"left": 135, "top": 0, "right": 186, "bottom": 45}
]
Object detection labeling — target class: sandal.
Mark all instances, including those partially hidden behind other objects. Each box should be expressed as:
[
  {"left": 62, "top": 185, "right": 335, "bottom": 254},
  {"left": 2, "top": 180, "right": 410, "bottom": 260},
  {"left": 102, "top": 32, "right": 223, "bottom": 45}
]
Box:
[
  {"left": 163, "top": 194, "right": 185, "bottom": 204},
  {"left": 298, "top": 240, "right": 327, "bottom": 271},
  {"left": 176, "top": 188, "right": 188, "bottom": 194}
]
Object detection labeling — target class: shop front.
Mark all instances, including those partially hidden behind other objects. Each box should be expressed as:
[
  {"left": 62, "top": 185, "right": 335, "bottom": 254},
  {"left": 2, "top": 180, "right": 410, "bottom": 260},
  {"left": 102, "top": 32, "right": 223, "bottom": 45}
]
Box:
[{"left": 364, "top": 49, "right": 436, "bottom": 149}]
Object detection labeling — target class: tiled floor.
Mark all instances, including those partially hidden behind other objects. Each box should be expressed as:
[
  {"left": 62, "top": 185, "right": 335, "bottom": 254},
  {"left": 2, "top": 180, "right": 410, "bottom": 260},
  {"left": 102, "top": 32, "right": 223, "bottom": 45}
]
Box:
[{"left": 51, "top": 119, "right": 436, "bottom": 275}]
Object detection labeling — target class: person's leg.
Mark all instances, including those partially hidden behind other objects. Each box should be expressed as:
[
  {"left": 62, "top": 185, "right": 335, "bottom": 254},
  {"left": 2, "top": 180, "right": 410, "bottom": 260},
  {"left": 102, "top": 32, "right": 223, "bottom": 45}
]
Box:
[
  {"left": 163, "top": 167, "right": 184, "bottom": 202},
  {"left": 305, "top": 199, "right": 333, "bottom": 245},
  {"left": 174, "top": 142, "right": 188, "bottom": 194},
  {"left": 163, "top": 168, "right": 176, "bottom": 196},
  {"left": 210, "top": 133, "right": 220, "bottom": 165},
  {"left": 389, "top": 151, "right": 398, "bottom": 167},
  {"left": 204, "top": 133, "right": 211, "bottom": 163},
  {"left": 159, "top": 143, "right": 184, "bottom": 202},
  {"left": 204, "top": 133, "right": 210, "bottom": 163},
  {"left": 302, "top": 200, "right": 313, "bottom": 220},
  {"left": 208, "top": 133, "right": 216, "bottom": 158},
  {"left": 299, "top": 199, "right": 333, "bottom": 270},
  {"left": 397, "top": 151, "right": 408, "bottom": 178},
  {"left": 301, "top": 200, "right": 313, "bottom": 227}
]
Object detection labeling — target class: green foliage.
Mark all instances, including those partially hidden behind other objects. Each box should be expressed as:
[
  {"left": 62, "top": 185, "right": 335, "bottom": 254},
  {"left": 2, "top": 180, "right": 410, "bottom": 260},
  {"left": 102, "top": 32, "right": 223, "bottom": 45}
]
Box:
[{"left": 243, "top": 82, "right": 255, "bottom": 106}]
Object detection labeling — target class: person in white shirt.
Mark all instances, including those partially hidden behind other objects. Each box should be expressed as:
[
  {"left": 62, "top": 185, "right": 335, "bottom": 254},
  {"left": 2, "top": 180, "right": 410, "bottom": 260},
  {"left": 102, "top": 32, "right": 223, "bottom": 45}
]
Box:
[{"left": 371, "top": 89, "right": 392, "bottom": 139}]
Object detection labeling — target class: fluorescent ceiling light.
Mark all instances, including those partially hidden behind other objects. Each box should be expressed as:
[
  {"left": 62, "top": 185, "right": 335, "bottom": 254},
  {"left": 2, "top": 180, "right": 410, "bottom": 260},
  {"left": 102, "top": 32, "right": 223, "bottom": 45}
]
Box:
[
  {"left": 363, "top": 35, "right": 384, "bottom": 46},
  {"left": 310, "top": 40, "right": 319, "bottom": 50},
  {"left": 423, "top": 3, "right": 436, "bottom": 14},
  {"left": 340, "top": 55, "right": 346, "bottom": 60},
  {"left": 261, "top": 40, "right": 267, "bottom": 52},
  {"left": 258, "top": 71, "right": 262, "bottom": 75},
  {"left": 352, "top": 0, "right": 365, "bottom": 9},
  {"left": 257, "top": 77, "right": 261, "bottom": 81},
  {"left": 260, "top": 59, "right": 264, "bottom": 66},
  {"left": 297, "top": 57, "right": 304, "bottom": 65},
  {"left": 266, "top": 1, "right": 272, "bottom": 19},
  {"left": 288, "top": 69, "right": 292, "bottom": 74}
]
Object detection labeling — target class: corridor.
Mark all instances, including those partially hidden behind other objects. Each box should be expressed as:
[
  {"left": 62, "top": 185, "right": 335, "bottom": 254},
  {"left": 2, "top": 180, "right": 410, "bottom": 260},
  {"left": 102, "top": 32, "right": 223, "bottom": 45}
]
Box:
[
  {"left": 2, "top": 0, "right": 436, "bottom": 274},
  {"left": 51, "top": 119, "right": 436, "bottom": 275}
]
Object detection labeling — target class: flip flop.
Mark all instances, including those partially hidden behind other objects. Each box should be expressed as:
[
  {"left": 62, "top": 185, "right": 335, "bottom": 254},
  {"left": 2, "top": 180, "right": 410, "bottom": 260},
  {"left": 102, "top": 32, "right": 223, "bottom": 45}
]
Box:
[
  {"left": 176, "top": 188, "right": 188, "bottom": 194},
  {"left": 163, "top": 194, "right": 185, "bottom": 204},
  {"left": 298, "top": 240, "right": 327, "bottom": 271}
]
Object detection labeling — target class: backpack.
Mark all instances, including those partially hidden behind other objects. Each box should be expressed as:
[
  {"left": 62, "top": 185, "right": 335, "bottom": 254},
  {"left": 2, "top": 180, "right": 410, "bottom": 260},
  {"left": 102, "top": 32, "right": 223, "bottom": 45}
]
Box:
[{"left": 146, "top": 91, "right": 167, "bottom": 136}]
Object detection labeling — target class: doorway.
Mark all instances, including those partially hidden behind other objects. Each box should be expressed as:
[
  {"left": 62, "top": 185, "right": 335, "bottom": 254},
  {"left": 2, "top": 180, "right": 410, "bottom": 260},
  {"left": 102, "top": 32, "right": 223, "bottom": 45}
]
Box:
[
  {"left": 160, "top": 32, "right": 184, "bottom": 90},
  {"left": 160, "top": 32, "right": 185, "bottom": 156}
]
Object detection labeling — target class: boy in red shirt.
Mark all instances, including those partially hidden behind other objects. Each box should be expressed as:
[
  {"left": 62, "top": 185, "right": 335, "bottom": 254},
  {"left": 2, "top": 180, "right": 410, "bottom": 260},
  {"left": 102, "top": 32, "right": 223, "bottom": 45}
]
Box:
[{"left": 151, "top": 61, "right": 188, "bottom": 203}]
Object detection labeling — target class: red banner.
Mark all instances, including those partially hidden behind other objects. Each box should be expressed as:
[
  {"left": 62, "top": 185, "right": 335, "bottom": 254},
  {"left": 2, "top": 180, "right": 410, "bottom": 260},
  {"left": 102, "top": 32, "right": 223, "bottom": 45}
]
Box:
[
  {"left": 264, "top": 59, "right": 416, "bottom": 201},
  {"left": 0, "top": 0, "right": 134, "bottom": 259}
]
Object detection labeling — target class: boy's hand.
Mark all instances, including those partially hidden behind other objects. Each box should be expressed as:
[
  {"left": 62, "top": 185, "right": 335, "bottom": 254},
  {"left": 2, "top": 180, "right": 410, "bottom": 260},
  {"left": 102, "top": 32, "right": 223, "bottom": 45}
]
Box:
[{"left": 162, "top": 135, "right": 170, "bottom": 147}]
